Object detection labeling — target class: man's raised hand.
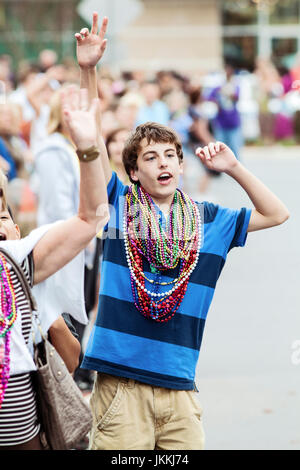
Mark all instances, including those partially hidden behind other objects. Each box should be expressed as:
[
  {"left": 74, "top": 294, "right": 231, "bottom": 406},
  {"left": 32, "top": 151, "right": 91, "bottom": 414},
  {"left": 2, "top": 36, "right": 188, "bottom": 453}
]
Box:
[
  {"left": 75, "top": 12, "right": 108, "bottom": 69},
  {"left": 195, "top": 142, "right": 239, "bottom": 174}
]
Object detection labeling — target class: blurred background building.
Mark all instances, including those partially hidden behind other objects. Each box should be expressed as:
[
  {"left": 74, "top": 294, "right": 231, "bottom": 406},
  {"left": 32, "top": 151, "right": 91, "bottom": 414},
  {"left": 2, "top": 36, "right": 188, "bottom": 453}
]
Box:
[
  {"left": 1, "top": 0, "right": 300, "bottom": 231},
  {"left": 2, "top": 0, "right": 300, "bottom": 73}
]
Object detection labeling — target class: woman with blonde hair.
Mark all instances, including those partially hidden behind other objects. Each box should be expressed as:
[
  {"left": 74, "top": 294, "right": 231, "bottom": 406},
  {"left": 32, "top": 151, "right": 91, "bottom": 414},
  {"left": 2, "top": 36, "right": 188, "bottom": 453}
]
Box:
[
  {"left": 0, "top": 87, "right": 109, "bottom": 449},
  {"left": 34, "top": 84, "right": 81, "bottom": 226},
  {"left": 34, "top": 84, "right": 102, "bottom": 391}
]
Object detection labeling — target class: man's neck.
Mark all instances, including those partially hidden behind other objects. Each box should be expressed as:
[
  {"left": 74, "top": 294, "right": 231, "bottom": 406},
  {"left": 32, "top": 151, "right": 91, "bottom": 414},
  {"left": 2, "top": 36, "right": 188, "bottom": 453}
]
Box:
[{"left": 151, "top": 194, "right": 175, "bottom": 219}]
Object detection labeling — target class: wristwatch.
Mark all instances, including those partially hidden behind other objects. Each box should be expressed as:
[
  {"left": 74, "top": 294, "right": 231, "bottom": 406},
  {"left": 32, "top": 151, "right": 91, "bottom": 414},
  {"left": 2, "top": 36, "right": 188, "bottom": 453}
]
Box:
[{"left": 76, "top": 145, "right": 100, "bottom": 162}]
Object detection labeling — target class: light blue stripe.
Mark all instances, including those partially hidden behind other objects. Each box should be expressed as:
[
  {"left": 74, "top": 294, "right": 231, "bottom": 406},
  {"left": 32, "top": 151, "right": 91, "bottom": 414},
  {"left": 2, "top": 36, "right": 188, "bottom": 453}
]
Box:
[
  {"left": 85, "top": 327, "right": 199, "bottom": 380},
  {"left": 104, "top": 195, "right": 229, "bottom": 258},
  {"left": 104, "top": 219, "right": 228, "bottom": 258},
  {"left": 100, "top": 260, "right": 215, "bottom": 320},
  {"left": 106, "top": 194, "right": 126, "bottom": 231}
]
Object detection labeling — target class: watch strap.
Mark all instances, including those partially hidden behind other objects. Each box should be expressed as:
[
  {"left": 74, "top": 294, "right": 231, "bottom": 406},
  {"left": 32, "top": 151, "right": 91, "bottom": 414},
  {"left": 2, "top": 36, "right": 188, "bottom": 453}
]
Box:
[{"left": 76, "top": 145, "right": 100, "bottom": 162}]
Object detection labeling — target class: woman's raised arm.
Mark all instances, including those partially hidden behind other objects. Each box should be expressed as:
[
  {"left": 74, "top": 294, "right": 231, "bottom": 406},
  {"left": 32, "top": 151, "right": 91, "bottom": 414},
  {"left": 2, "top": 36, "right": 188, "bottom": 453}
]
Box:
[{"left": 33, "top": 87, "right": 109, "bottom": 284}]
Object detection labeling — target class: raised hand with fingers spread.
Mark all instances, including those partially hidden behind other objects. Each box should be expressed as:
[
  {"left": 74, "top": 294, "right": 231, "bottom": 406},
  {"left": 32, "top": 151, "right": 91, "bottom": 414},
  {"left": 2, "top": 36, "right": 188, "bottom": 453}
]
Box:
[
  {"left": 62, "top": 88, "right": 100, "bottom": 152},
  {"left": 75, "top": 12, "right": 108, "bottom": 69},
  {"left": 75, "top": 12, "right": 112, "bottom": 185}
]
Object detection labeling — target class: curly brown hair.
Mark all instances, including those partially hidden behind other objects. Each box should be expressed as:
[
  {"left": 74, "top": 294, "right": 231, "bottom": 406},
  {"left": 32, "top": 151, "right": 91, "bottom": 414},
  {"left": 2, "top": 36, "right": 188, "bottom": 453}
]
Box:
[{"left": 122, "top": 122, "right": 183, "bottom": 183}]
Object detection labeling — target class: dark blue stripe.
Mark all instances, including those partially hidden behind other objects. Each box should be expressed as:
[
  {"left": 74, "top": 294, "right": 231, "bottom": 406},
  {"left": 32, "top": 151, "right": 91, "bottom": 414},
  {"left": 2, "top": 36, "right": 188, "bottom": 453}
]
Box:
[
  {"left": 228, "top": 207, "right": 247, "bottom": 251},
  {"left": 81, "top": 356, "right": 194, "bottom": 390},
  {"left": 190, "top": 252, "right": 225, "bottom": 287},
  {"left": 203, "top": 201, "right": 218, "bottom": 223},
  {"left": 96, "top": 295, "right": 206, "bottom": 351}
]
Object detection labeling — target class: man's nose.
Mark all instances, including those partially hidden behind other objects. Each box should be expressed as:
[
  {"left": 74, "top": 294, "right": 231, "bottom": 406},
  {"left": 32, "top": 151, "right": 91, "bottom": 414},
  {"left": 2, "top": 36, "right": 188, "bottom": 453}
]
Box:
[{"left": 158, "top": 156, "right": 168, "bottom": 167}]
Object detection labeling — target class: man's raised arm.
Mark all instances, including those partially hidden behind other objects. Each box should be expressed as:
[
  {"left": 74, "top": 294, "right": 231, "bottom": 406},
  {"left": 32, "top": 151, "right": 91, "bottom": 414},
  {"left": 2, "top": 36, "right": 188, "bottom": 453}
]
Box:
[
  {"left": 75, "top": 12, "right": 112, "bottom": 185},
  {"left": 196, "top": 142, "right": 290, "bottom": 232}
]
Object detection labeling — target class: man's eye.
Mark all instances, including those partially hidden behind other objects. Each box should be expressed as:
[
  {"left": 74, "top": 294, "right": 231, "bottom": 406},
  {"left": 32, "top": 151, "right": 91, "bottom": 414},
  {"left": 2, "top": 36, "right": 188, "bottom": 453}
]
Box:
[{"left": 167, "top": 154, "right": 175, "bottom": 158}]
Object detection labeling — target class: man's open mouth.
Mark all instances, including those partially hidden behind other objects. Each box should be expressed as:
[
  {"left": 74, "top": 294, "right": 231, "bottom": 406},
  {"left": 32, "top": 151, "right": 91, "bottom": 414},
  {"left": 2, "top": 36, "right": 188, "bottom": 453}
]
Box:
[
  {"left": 157, "top": 172, "right": 172, "bottom": 183},
  {"left": 0, "top": 233, "right": 7, "bottom": 241}
]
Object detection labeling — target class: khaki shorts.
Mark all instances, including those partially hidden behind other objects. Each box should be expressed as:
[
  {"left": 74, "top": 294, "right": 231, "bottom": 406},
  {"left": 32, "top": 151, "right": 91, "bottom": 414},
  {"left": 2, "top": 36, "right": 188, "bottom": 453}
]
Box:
[{"left": 89, "top": 372, "right": 205, "bottom": 450}]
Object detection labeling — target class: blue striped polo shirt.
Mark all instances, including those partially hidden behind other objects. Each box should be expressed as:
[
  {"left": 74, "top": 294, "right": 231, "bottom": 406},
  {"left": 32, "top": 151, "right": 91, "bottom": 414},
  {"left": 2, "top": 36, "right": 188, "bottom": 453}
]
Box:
[{"left": 82, "top": 172, "right": 252, "bottom": 390}]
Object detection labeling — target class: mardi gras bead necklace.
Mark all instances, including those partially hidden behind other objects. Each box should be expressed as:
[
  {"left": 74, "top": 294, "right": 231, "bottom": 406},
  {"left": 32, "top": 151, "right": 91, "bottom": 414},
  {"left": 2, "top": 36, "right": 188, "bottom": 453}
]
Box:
[
  {"left": 0, "top": 253, "right": 18, "bottom": 409},
  {"left": 124, "top": 184, "right": 201, "bottom": 322}
]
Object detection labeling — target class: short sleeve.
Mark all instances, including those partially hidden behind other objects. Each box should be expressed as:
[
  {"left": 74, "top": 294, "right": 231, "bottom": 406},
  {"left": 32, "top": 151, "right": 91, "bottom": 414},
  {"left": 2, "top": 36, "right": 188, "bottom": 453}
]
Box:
[
  {"left": 228, "top": 207, "right": 252, "bottom": 250},
  {"left": 107, "top": 171, "right": 128, "bottom": 208},
  {"left": 211, "top": 203, "right": 252, "bottom": 252}
]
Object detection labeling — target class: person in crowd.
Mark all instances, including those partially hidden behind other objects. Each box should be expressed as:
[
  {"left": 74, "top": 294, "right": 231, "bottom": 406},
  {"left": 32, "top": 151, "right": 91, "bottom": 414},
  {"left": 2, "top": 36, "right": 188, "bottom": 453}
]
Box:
[
  {"left": 0, "top": 55, "right": 14, "bottom": 95},
  {"left": 187, "top": 85, "right": 221, "bottom": 195},
  {"left": 8, "top": 63, "right": 41, "bottom": 124},
  {"left": 0, "top": 103, "right": 28, "bottom": 181},
  {"left": 135, "top": 79, "right": 170, "bottom": 126},
  {"left": 166, "top": 85, "right": 218, "bottom": 196},
  {"left": 0, "top": 101, "right": 37, "bottom": 237},
  {"left": 106, "top": 127, "right": 130, "bottom": 184},
  {"left": 38, "top": 49, "right": 58, "bottom": 73},
  {"left": 75, "top": 13, "right": 289, "bottom": 450},
  {"left": 0, "top": 86, "right": 109, "bottom": 450},
  {"left": 115, "top": 92, "right": 144, "bottom": 132},
  {"left": 26, "top": 65, "right": 66, "bottom": 152},
  {"left": 166, "top": 89, "right": 193, "bottom": 150},
  {"left": 156, "top": 70, "right": 184, "bottom": 101},
  {"left": 4, "top": 101, "right": 33, "bottom": 163},
  {"left": 254, "top": 57, "right": 281, "bottom": 144},
  {"left": 209, "top": 63, "right": 243, "bottom": 160},
  {"left": 273, "top": 66, "right": 294, "bottom": 142},
  {"left": 33, "top": 84, "right": 80, "bottom": 226}
]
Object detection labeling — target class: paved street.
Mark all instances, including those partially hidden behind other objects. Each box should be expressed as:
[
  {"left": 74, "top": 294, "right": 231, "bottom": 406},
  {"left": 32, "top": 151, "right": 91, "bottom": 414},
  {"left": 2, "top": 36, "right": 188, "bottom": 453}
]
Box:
[{"left": 188, "top": 145, "right": 300, "bottom": 450}]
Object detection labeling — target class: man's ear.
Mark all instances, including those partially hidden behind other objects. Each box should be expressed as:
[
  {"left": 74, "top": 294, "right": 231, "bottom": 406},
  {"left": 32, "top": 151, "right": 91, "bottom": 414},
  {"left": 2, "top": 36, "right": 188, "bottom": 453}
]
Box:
[
  {"left": 179, "top": 160, "right": 184, "bottom": 175},
  {"left": 130, "top": 168, "right": 139, "bottom": 182}
]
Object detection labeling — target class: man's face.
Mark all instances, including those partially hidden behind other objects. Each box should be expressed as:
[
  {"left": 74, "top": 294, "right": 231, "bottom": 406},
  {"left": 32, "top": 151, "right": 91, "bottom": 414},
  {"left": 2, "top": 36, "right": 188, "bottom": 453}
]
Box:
[
  {"left": 130, "top": 139, "right": 183, "bottom": 208},
  {"left": 0, "top": 202, "right": 20, "bottom": 241}
]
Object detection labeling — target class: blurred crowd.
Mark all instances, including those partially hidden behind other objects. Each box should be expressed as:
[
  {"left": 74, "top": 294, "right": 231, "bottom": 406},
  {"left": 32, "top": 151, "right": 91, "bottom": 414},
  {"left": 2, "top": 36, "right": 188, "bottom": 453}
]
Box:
[
  {"left": 1, "top": 48, "right": 300, "bottom": 234},
  {"left": 1, "top": 46, "right": 299, "bottom": 396}
]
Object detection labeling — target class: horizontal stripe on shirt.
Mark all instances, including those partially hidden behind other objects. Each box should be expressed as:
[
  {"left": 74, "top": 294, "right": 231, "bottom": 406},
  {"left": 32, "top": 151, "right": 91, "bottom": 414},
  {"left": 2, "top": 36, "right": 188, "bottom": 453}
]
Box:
[
  {"left": 101, "top": 251, "right": 226, "bottom": 290},
  {"left": 96, "top": 295, "right": 206, "bottom": 350},
  {"left": 85, "top": 327, "right": 199, "bottom": 380}
]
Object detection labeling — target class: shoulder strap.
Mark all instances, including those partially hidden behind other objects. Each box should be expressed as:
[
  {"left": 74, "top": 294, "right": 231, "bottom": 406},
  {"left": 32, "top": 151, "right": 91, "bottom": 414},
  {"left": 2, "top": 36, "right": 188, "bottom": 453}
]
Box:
[{"left": 0, "top": 247, "right": 37, "bottom": 313}]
